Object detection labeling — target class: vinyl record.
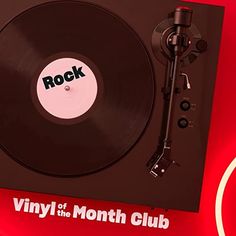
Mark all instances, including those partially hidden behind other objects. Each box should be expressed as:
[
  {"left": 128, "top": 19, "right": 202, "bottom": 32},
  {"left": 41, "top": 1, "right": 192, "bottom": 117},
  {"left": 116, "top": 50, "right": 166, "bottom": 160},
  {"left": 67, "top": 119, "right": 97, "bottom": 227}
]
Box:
[{"left": 0, "top": 1, "right": 154, "bottom": 176}]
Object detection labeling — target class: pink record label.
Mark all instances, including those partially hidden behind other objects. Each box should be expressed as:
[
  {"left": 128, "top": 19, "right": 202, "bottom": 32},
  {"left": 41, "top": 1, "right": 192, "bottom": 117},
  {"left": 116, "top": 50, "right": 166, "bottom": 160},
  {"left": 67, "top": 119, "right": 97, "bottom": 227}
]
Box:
[{"left": 37, "top": 58, "right": 98, "bottom": 119}]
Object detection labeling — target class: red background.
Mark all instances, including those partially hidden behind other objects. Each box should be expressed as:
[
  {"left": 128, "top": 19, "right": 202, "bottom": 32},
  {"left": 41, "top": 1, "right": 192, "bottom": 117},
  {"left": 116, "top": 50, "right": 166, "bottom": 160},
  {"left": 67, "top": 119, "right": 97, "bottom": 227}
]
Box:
[{"left": 0, "top": 0, "right": 235, "bottom": 235}]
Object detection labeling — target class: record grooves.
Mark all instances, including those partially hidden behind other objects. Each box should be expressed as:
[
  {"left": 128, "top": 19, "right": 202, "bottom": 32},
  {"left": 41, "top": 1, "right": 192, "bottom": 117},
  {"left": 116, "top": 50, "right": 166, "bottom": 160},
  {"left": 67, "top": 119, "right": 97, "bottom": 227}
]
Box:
[{"left": 0, "top": 1, "right": 154, "bottom": 176}]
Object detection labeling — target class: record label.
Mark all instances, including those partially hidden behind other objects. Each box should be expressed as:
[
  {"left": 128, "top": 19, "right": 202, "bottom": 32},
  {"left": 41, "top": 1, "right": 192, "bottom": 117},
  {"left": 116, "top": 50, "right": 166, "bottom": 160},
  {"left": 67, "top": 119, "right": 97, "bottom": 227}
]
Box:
[{"left": 36, "top": 57, "right": 98, "bottom": 119}]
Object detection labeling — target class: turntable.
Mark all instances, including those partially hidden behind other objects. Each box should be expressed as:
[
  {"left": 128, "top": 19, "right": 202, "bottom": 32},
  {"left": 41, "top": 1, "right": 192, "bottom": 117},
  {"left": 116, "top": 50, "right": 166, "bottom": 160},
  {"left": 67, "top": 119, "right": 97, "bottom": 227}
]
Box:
[{"left": 0, "top": 0, "right": 224, "bottom": 211}]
